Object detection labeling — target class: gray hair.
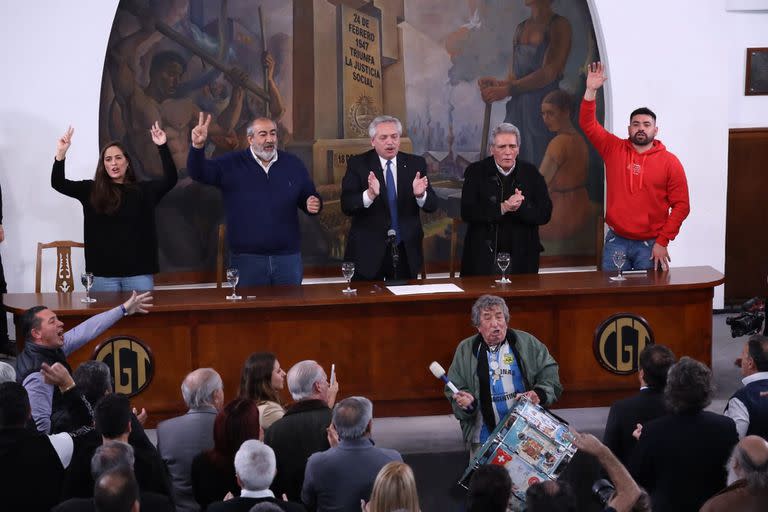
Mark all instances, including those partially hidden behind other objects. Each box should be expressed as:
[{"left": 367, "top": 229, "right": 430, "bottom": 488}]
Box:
[
  {"left": 664, "top": 357, "right": 713, "bottom": 414},
  {"left": 181, "top": 368, "right": 223, "bottom": 409},
  {"left": 246, "top": 117, "right": 277, "bottom": 137},
  {"left": 74, "top": 360, "right": 113, "bottom": 406},
  {"left": 332, "top": 396, "right": 373, "bottom": 441},
  {"left": 287, "top": 360, "right": 326, "bottom": 401},
  {"left": 730, "top": 443, "right": 768, "bottom": 492},
  {"left": 234, "top": 439, "right": 277, "bottom": 491},
  {"left": 249, "top": 503, "right": 284, "bottom": 512},
  {"left": 0, "top": 361, "right": 16, "bottom": 383},
  {"left": 368, "top": 115, "right": 403, "bottom": 139},
  {"left": 471, "top": 295, "right": 510, "bottom": 328},
  {"left": 91, "top": 441, "right": 135, "bottom": 479},
  {"left": 489, "top": 123, "right": 521, "bottom": 149}
]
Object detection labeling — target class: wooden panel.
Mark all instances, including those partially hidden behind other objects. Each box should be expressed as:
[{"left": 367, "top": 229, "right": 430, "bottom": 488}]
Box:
[{"left": 726, "top": 128, "right": 768, "bottom": 305}]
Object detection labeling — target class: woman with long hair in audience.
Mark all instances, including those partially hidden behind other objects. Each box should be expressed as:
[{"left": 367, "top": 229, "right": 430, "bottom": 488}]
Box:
[
  {"left": 239, "top": 352, "right": 287, "bottom": 429},
  {"left": 191, "top": 397, "right": 261, "bottom": 510},
  {"left": 365, "top": 461, "right": 421, "bottom": 512},
  {"left": 51, "top": 123, "right": 177, "bottom": 291}
]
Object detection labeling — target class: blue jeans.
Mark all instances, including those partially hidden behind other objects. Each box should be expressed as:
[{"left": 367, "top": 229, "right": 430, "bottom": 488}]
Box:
[
  {"left": 91, "top": 274, "right": 154, "bottom": 292},
  {"left": 602, "top": 229, "right": 655, "bottom": 271},
  {"left": 230, "top": 252, "right": 303, "bottom": 287}
]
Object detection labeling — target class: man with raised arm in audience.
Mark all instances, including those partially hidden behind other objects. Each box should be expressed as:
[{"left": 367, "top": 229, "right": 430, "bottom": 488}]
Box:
[
  {"left": 580, "top": 62, "right": 689, "bottom": 272},
  {"left": 725, "top": 335, "right": 768, "bottom": 439},
  {"left": 157, "top": 368, "right": 224, "bottom": 512},
  {"left": 15, "top": 291, "right": 153, "bottom": 433},
  {"left": 603, "top": 344, "right": 675, "bottom": 464},
  {"left": 446, "top": 294, "right": 562, "bottom": 452},
  {"left": 264, "top": 360, "right": 338, "bottom": 501},
  {"left": 701, "top": 435, "right": 768, "bottom": 512},
  {"left": 302, "top": 396, "right": 402, "bottom": 512},
  {"left": 208, "top": 440, "right": 305, "bottom": 512}
]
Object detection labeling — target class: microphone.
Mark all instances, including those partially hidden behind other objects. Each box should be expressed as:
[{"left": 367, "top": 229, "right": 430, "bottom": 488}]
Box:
[
  {"left": 387, "top": 228, "right": 400, "bottom": 273},
  {"left": 429, "top": 361, "right": 459, "bottom": 394}
]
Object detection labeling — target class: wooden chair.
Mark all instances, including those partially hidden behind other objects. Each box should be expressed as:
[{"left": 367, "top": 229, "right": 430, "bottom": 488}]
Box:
[
  {"left": 215, "top": 223, "right": 227, "bottom": 288},
  {"left": 35, "top": 241, "right": 85, "bottom": 293}
]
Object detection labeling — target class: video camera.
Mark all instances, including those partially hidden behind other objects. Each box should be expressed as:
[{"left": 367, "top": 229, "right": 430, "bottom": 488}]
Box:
[{"left": 726, "top": 297, "right": 765, "bottom": 338}]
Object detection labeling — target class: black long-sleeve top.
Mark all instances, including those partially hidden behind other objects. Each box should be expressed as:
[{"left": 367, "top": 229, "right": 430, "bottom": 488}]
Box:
[{"left": 51, "top": 144, "right": 177, "bottom": 277}]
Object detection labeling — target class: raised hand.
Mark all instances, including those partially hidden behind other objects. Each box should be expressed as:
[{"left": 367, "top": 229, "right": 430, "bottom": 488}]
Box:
[
  {"left": 122, "top": 290, "right": 154, "bottom": 315},
  {"left": 367, "top": 171, "right": 380, "bottom": 200},
  {"left": 191, "top": 112, "right": 212, "bottom": 148},
  {"left": 41, "top": 362, "right": 75, "bottom": 391},
  {"left": 412, "top": 171, "right": 429, "bottom": 198},
  {"left": 306, "top": 195, "right": 321, "bottom": 214},
  {"left": 56, "top": 126, "right": 75, "bottom": 161},
  {"left": 263, "top": 51, "right": 276, "bottom": 80},
  {"left": 586, "top": 62, "right": 608, "bottom": 92},
  {"left": 150, "top": 121, "right": 166, "bottom": 146}
]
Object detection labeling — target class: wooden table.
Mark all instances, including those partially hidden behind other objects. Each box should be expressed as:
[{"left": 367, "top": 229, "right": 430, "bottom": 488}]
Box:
[{"left": 4, "top": 266, "right": 723, "bottom": 424}]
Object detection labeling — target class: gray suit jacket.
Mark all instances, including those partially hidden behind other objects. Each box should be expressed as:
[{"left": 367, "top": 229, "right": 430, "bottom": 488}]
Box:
[
  {"left": 157, "top": 406, "right": 218, "bottom": 512},
  {"left": 301, "top": 438, "right": 402, "bottom": 512}
]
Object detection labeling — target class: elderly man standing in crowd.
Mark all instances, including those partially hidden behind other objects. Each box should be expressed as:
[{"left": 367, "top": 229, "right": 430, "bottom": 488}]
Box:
[
  {"left": 157, "top": 368, "right": 224, "bottom": 512},
  {"left": 446, "top": 295, "right": 561, "bottom": 451},
  {"left": 701, "top": 435, "right": 768, "bottom": 512},
  {"left": 188, "top": 114, "right": 322, "bottom": 287},
  {"left": 460, "top": 123, "right": 552, "bottom": 276},
  {"left": 725, "top": 334, "right": 768, "bottom": 439},
  {"left": 15, "top": 291, "right": 152, "bottom": 433}
]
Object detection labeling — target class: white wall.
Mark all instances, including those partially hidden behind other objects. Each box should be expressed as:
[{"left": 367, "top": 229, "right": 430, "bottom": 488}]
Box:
[{"left": 1, "top": 1, "right": 757, "bottom": 309}]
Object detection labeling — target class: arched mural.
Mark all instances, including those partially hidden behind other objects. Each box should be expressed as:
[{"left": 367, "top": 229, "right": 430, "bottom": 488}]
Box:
[{"left": 99, "top": 0, "right": 603, "bottom": 279}]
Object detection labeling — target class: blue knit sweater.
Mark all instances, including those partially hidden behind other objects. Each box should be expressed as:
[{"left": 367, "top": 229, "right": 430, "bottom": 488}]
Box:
[{"left": 188, "top": 147, "right": 321, "bottom": 255}]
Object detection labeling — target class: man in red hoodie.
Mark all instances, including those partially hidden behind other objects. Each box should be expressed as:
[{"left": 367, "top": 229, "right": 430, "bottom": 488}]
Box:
[{"left": 579, "top": 62, "right": 690, "bottom": 272}]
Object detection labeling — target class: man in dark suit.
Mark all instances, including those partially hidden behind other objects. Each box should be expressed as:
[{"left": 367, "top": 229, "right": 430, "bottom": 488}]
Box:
[
  {"left": 629, "top": 357, "right": 739, "bottom": 512},
  {"left": 157, "top": 368, "right": 223, "bottom": 512},
  {"left": 341, "top": 115, "right": 438, "bottom": 281},
  {"left": 208, "top": 440, "right": 304, "bottom": 512},
  {"left": 603, "top": 344, "right": 675, "bottom": 465},
  {"left": 460, "top": 123, "right": 552, "bottom": 276}
]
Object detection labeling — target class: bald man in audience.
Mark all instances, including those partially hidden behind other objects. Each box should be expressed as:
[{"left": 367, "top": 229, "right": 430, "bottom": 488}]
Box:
[
  {"left": 700, "top": 435, "right": 768, "bottom": 512},
  {"left": 725, "top": 335, "right": 768, "bottom": 439},
  {"left": 94, "top": 466, "right": 141, "bottom": 512}
]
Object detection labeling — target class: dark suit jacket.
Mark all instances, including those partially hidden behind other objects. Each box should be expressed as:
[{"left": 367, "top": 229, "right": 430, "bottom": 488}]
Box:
[
  {"left": 629, "top": 411, "right": 738, "bottom": 512},
  {"left": 603, "top": 387, "right": 667, "bottom": 465},
  {"left": 341, "top": 150, "right": 438, "bottom": 280},
  {"left": 460, "top": 157, "right": 551, "bottom": 275},
  {"left": 52, "top": 492, "right": 174, "bottom": 512},
  {"left": 207, "top": 496, "right": 306, "bottom": 512}
]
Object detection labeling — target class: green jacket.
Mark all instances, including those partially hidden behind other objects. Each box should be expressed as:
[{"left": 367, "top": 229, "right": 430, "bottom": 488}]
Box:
[{"left": 445, "top": 329, "right": 562, "bottom": 442}]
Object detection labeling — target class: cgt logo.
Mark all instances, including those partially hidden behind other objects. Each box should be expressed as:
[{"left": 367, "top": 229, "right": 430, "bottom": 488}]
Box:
[
  {"left": 593, "top": 314, "right": 654, "bottom": 375},
  {"left": 93, "top": 336, "right": 154, "bottom": 397}
]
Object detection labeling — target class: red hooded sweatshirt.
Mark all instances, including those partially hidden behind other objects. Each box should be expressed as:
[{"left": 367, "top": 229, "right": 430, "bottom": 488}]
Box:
[{"left": 579, "top": 98, "right": 690, "bottom": 246}]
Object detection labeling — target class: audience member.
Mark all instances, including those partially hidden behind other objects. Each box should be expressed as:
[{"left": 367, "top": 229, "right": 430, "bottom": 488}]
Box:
[
  {"left": 725, "top": 335, "right": 768, "bottom": 439},
  {"left": 73, "top": 360, "right": 113, "bottom": 408},
  {"left": 0, "top": 381, "right": 67, "bottom": 512},
  {"left": 0, "top": 360, "right": 15, "bottom": 382},
  {"left": 208, "top": 439, "right": 305, "bottom": 512},
  {"left": 701, "top": 435, "right": 768, "bottom": 512},
  {"left": 15, "top": 292, "right": 152, "bottom": 433},
  {"left": 364, "top": 461, "right": 420, "bottom": 512},
  {"left": 192, "top": 398, "right": 262, "bottom": 511},
  {"left": 603, "top": 344, "right": 675, "bottom": 464},
  {"left": 239, "top": 353, "right": 287, "bottom": 428},
  {"left": 302, "top": 396, "right": 402, "bottom": 511},
  {"left": 249, "top": 503, "right": 284, "bottom": 512},
  {"left": 94, "top": 466, "right": 141, "bottom": 512},
  {"left": 158, "top": 368, "right": 224, "bottom": 512},
  {"left": 265, "top": 360, "right": 338, "bottom": 501},
  {"left": 466, "top": 464, "right": 512, "bottom": 512},
  {"left": 629, "top": 357, "right": 738, "bottom": 512},
  {"left": 526, "top": 480, "right": 577, "bottom": 512}
]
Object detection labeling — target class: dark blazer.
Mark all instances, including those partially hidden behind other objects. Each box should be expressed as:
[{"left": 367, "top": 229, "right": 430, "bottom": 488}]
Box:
[
  {"left": 263, "top": 399, "right": 332, "bottom": 502},
  {"left": 629, "top": 411, "right": 738, "bottom": 512},
  {"left": 603, "top": 387, "right": 667, "bottom": 465},
  {"left": 52, "top": 492, "right": 174, "bottom": 512},
  {"left": 341, "top": 150, "right": 438, "bottom": 280},
  {"left": 208, "top": 496, "right": 306, "bottom": 512},
  {"left": 460, "top": 157, "right": 551, "bottom": 276}
]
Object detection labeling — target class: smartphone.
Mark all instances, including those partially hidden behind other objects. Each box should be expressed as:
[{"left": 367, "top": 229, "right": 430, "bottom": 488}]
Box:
[{"left": 330, "top": 363, "right": 336, "bottom": 384}]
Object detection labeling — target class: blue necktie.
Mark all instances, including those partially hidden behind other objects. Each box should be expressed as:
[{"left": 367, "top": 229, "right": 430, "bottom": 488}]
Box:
[{"left": 385, "top": 160, "right": 401, "bottom": 244}]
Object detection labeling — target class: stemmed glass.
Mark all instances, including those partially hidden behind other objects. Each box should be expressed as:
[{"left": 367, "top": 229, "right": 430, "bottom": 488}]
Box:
[
  {"left": 341, "top": 262, "right": 357, "bottom": 294},
  {"left": 609, "top": 250, "right": 627, "bottom": 281},
  {"left": 80, "top": 272, "right": 96, "bottom": 303},
  {"left": 495, "top": 252, "right": 511, "bottom": 284},
  {"left": 226, "top": 267, "right": 242, "bottom": 300}
]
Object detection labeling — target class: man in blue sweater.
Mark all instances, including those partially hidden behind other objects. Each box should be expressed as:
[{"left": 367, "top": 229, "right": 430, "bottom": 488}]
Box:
[{"left": 188, "top": 114, "right": 322, "bottom": 286}]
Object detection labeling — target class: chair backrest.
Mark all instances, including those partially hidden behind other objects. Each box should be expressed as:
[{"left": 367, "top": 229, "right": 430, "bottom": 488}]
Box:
[
  {"left": 35, "top": 241, "right": 85, "bottom": 293},
  {"left": 216, "top": 223, "right": 227, "bottom": 288}
]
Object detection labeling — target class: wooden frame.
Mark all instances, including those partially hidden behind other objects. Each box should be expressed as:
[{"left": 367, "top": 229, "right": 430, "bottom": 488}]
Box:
[{"left": 745, "top": 47, "right": 768, "bottom": 96}]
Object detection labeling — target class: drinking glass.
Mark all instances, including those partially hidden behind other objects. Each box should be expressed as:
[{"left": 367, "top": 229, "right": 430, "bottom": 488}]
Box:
[
  {"left": 80, "top": 272, "right": 96, "bottom": 303},
  {"left": 495, "top": 252, "right": 511, "bottom": 284},
  {"left": 609, "top": 250, "right": 627, "bottom": 281},
  {"left": 341, "top": 262, "right": 357, "bottom": 294},
  {"left": 226, "top": 267, "right": 242, "bottom": 300}
]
